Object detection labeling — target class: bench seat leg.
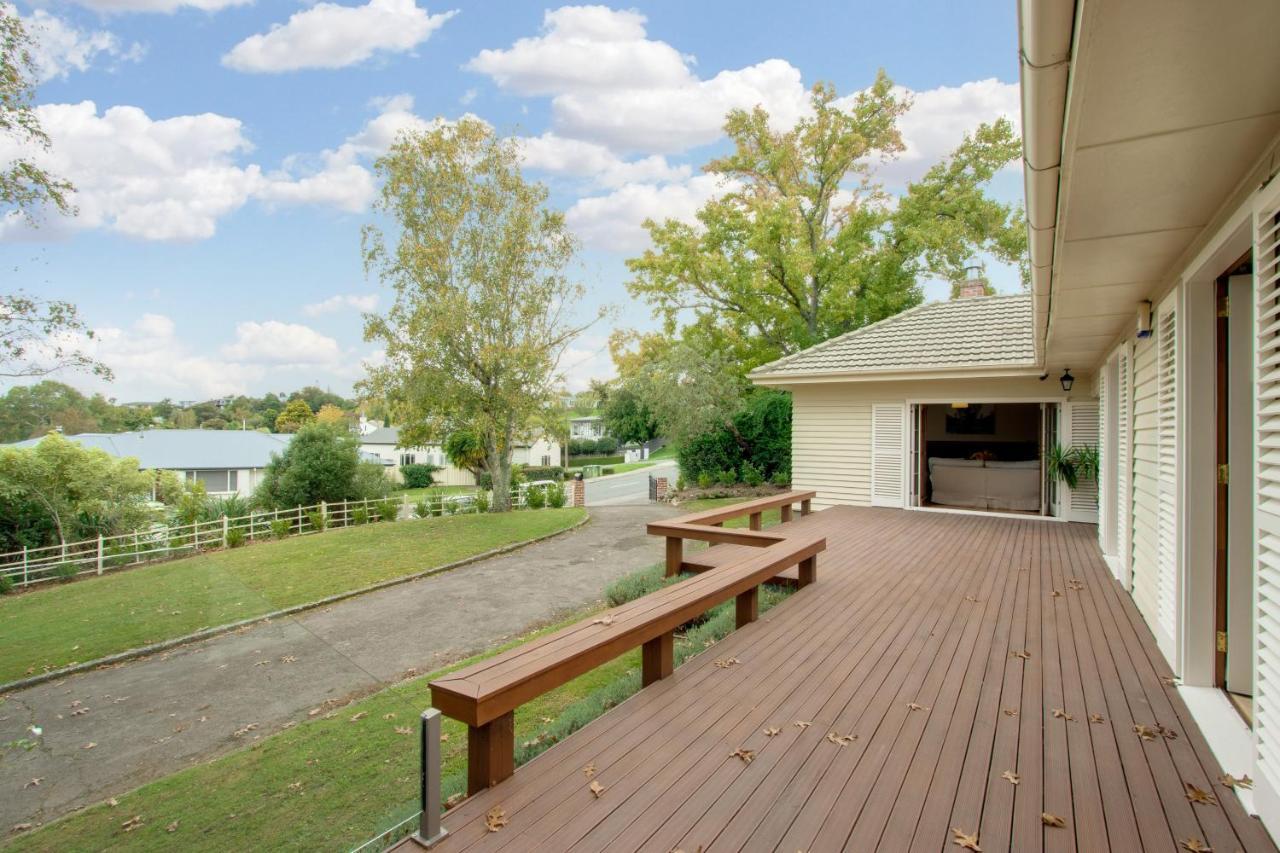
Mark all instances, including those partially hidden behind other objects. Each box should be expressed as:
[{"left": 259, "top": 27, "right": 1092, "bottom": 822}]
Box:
[
  {"left": 798, "top": 555, "right": 817, "bottom": 588},
  {"left": 642, "top": 631, "right": 674, "bottom": 686},
  {"left": 665, "top": 537, "right": 682, "bottom": 578},
  {"left": 749, "top": 512, "right": 762, "bottom": 531},
  {"left": 780, "top": 505, "right": 793, "bottom": 523},
  {"left": 467, "top": 711, "right": 514, "bottom": 795},
  {"left": 736, "top": 586, "right": 759, "bottom": 628}
]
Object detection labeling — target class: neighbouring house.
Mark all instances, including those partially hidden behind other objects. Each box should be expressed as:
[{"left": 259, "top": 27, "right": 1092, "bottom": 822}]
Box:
[
  {"left": 748, "top": 0, "right": 1280, "bottom": 836},
  {"left": 358, "top": 424, "right": 563, "bottom": 484},
  {"left": 568, "top": 415, "right": 605, "bottom": 440},
  {"left": 509, "top": 432, "right": 562, "bottom": 468},
  {"left": 5, "top": 429, "right": 289, "bottom": 497}
]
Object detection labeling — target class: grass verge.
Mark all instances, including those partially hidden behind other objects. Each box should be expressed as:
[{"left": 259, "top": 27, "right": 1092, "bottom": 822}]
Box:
[
  {"left": 0, "top": 509, "right": 585, "bottom": 686},
  {"left": 6, "top": 572, "right": 790, "bottom": 852}
]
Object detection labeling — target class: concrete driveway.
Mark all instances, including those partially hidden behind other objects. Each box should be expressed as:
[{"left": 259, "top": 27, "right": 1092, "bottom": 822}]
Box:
[
  {"left": 584, "top": 461, "right": 678, "bottom": 506},
  {"left": 0, "top": 504, "right": 679, "bottom": 833}
]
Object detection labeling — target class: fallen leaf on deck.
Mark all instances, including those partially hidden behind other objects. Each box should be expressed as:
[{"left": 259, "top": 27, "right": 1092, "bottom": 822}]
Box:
[
  {"left": 583, "top": 763, "right": 596, "bottom": 778},
  {"left": 1010, "top": 650, "right": 1031, "bottom": 660},
  {"left": 826, "top": 732, "right": 856, "bottom": 747},
  {"left": 349, "top": 712, "right": 367, "bottom": 722},
  {"left": 121, "top": 815, "right": 144, "bottom": 832},
  {"left": 592, "top": 615, "right": 615, "bottom": 627},
  {"left": 1184, "top": 783, "right": 1217, "bottom": 805},
  {"left": 1089, "top": 713, "right": 1105, "bottom": 724},
  {"left": 1220, "top": 773, "right": 1253, "bottom": 789},
  {"left": 1051, "top": 590, "right": 1063, "bottom": 598},
  {"left": 1041, "top": 812, "right": 1066, "bottom": 828},
  {"left": 395, "top": 726, "right": 412, "bottom": 735},
  {"left": 589, "top": 780, "right": 605, "bottom": 798},
  {"left": 731, "top": 747, "right": 755, "bottom": 763},
  {"left": 908, "top": 702, "right": 929, "bottom": 712},
  {"left": 763, "top": 726, "right": 781, "bottom": 737},
  {"left": 484, "top": 807, "right": 508, "bottom": 833},
  {"left": 166, "top": 821, "right": 179, "bottom": 833},
  {"left": 23, "top": 778, "right": 41, "bottom": 789},
  {"left": 1052, "top": 708, "right": 1074, "bottom": 721},
  {"left": 1002, "top": 708, "right": 1018, "bottom": 717},
  {"left": 1134, "top": 724, "right": 1158, "bottom": 741},
  {"left": 714, "top": 657, "right": 741, "bottom": 669},
  {"left": 964, "top": 595, "right": 979, "bottom": 603},
  {"left": 1180, "top": 838, "right": 1211, "bottom": 852},
  {"left": 1001, "top": 770, "right": 1020, "bottom": 785},
  {"left": 950, "top": 827, "right": 981, "bottom": 850},
  {"left": 1157, "top": 724, "right": 1179, "bottom": 740},
  {"left": 81, "top": 742, "right": 96, "bottom": 750},
  {"left": 794, "top": 720, "right": 812, "bottom": 729},
  {"left": 1160, "top": 675, "right": 1178, "bottom": 686}
]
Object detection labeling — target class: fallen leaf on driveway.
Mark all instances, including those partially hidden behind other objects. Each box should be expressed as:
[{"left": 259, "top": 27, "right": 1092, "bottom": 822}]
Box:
[
  {"left": 951, "top": 827, "right": 981, "bottom": 850},
  {"left": 485, "top": 806, "right": 508, "bottom": 832},
  {"left": 10, "top": 823, "right": 32, "bottom": 833},
  {"left": 81, "top": 742, "right": 96, "bottom": 750},
  {"left": 1041, "top": 813, "right": 1066, "bottom": 828},
  {"left": 23, "top": 778, "right": 41, "bottom": 789}
]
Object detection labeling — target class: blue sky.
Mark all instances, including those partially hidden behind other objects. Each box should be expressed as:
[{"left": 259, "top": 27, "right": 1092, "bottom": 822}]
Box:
[{"left": 4, "top": 0, "right": 1023, "bottom": 403}]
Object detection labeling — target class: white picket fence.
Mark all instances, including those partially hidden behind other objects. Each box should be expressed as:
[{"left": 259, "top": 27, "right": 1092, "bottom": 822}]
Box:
[{"left": 0, "top": 487, "right": 549, "bottom": 590}]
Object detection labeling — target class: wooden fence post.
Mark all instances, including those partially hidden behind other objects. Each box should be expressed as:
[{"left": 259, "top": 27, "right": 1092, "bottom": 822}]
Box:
[
  {"left": 296, "top": 505, "right": 303, "bottom": 533},
  {"left": 222, "top": 515, "right": 229, "bottom": 547},
  {"left": 97, "top": 535, "right": 104, "bottom": 575},
  {"left": 23, "top": 546, "right": 29, "bottom": 586}
]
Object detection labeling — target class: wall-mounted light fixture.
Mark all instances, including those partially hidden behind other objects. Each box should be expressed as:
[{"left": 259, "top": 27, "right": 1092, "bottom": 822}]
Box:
[{"left": 1060, "top": 368, "right": 1075, "bottom": 392}]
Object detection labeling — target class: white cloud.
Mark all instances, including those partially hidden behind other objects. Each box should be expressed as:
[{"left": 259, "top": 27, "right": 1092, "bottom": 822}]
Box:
[
  {"left": 557, "top": 333, "right": 614, "bottom": 391},
  {"left": 517, "top": 133, "right": 689, "bottom": 188},
  {"left": 303, "top": 293, "right": 379, "bottom": 316},
  {"left": 15, "top": 7, "right": 145, "bottom": 81},
  {"left": 565, "top": 173, "right": 733, "bottom": 252},
  {"left": 221, "top": 320, "right": 343, "bottom": 366},
  {"left": 223, "top": 0, "right": 456, "bottom": 73},
  {"left": 467, "top": 5, "right": 808, "bottom": 154},
  {"left": 63, "top": 0, "right": 250, "bottom": 14}
]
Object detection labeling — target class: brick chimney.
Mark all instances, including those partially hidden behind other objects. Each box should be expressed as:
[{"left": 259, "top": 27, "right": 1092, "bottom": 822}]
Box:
[{"left": 954, "top": 263, "right": 990, "bottom": 299}]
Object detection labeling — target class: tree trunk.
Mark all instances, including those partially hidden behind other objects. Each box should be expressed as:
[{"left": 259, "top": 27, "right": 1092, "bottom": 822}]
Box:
[{"left": 487, "top": 440, "right": 513, "bottom": 512}]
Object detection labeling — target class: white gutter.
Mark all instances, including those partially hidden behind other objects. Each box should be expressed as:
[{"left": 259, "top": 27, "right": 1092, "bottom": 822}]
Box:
[{"left": 1018, "top": 0, "right": 1076, "bottom": 365}]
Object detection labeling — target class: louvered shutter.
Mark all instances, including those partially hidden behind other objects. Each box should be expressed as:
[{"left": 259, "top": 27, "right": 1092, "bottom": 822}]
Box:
[
  {"left": 1097, "top": 366, "right": 1111, "bottom": 551},
  {"left": 1155, "top": 293, "right": 1179, "bottom": 649},
  {"left": 1254, "top": 178, "right": 1280, "bottom": 779},
  {"left": 1061, "top": 402, "right": 1099, "bottom": 523},
  {"left": 1117, "top": 344, "right": 1132, "bottom": 587},
  {"left": 871, "top": 403, "right": 905, "bottom": 507}
]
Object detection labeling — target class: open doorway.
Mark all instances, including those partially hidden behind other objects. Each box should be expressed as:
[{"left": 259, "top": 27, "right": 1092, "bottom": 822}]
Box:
[
  {"left": 910, "top": 403, "right": 1044, "bottom": 513},
  {"left": 1215, "top": 256, "right": 1255, "bottom": 724}
]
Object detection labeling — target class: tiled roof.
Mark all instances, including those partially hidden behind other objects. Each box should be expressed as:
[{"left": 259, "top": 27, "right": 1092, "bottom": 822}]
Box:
[{"left": 750, "top": 293, "right": 1036, "bottom": 378}]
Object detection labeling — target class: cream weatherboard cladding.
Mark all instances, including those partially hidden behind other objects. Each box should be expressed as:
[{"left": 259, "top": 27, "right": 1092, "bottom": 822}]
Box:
[
  {"left": 1155, "top": 296, "right": 1179, "bottom": 658},
  {"left": 1255, "top": 178, "right": 1280, "bottom": 781},
  {"left": 790, "top": 387, "right": 872, "bottom": 507},
  {"left": 870, "top": 404, "right": 906, "bottom": 508}
]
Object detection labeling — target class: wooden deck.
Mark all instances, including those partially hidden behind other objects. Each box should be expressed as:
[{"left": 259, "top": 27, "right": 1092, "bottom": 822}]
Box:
[{"left": 404, "top": 506, "right": 1276, "bottom": 852}]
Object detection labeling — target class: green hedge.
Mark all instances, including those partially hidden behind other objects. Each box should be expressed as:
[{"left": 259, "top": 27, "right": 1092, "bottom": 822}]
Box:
[
  {"left": 678, "top": 390, "right": 791, "bottom": 484},
  {"left": 399, "top": 463, "right": 439, "bottom": 488}
]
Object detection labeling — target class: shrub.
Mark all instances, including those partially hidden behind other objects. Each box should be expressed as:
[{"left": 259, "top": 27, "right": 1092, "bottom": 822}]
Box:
[
  {"left": 52, "top": 561, "right": 78, "bottom": 583},
  {"left": 520, "top": 465, "right": 565, "bottom": 482},
  {"left": 271, "top": 518, "right": 292, "bottom": 539},
  {"left": 526, "top": 485, "right": 546, "bottom": 509},
  {"left": 474, "top": 491, "right": 490, "bottom": 513},
  {"left": 307, "top": 509, "right": 328, "bottom": 532},
  {"left": 0, "top": 573, "right": 13, "bottom": 595},
  {"left": 676, "top": 476, "right": 687, "bottom": 491},
  {"left": 226, "top": 527, "right": 246, "bottom": 548},
  {"left": 771, "top": 470, "right": 791, "bottom": 487},
  {"left": 425, "top": 490, "right": 446, "bottom": 517},
  {"left": 546, "top": 482, "right": 566, "bottom": 509},
  {"left": 376, "top": 499, "right": 400, "bottom": 522},
  {"left": 443, "top": 499, "right": 459, "bottom": 515},
  {"left": 351, "top": 507, "right": 370, "bottom": 525},
  {"left": 477, "top": 472, "right": 493, "bottom": 491},
  {"left": 741, "top": 461, "right": 764, "bottom": 487},
  {"left": 413, "top": 499, "right": 431, "bottom": 519},
  {"left": 399, "top": 463, "right": 439, "bottom": 489},
  {"left": 697, "top": 471, "right": 715, "bottom": 489},
  {"left": 605, "top": 564, "right": 679, "bottom": 606},
  {"left": 677, "top": 389, "right": 792, "bottom": 484},
  {"left": 717, "top": 468, "right": 737, "bottom": 486}
]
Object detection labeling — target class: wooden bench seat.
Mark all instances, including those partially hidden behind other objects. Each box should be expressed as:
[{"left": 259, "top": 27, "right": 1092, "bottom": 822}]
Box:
[
  {"left": 429, "top": 532, "right": 825, "bottom": 795},
  {"left": 682, "top": 543, "right": 803, "bottom": 585}
]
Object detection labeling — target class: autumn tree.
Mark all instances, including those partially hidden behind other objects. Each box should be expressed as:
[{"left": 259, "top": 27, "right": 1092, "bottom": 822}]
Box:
[
  {"left": 274, "top": 399, "right": 315, "bottom": 433},
  {"left": 315, "top": 403, "right": 348, "bottom": 426},
  {"left": 626, "top": 75, "right": 1026, "bottom": 370},
  {"left": 362, "top": 118, "right": 602, "bottom": 511}
]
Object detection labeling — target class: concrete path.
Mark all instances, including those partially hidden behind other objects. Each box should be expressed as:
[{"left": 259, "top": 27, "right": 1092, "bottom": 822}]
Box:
[
  {"left": 585, "top": 461, "right": 678, "bottom": 506},
  {"left": 0, "top": 505, "right": 678, "bottom": 832}
]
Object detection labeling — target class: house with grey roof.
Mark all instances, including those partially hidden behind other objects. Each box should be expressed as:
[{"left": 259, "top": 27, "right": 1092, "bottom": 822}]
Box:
[
  {"left": 750, "top": 271, "right": 1098, "bottom": 522},
  {"left": 7, "top": 429, "right": 291, "bottom": 497}
]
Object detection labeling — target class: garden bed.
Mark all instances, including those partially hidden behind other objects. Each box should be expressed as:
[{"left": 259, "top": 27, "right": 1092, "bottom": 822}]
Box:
[{"left": 668, "top": 483, "right": 792, "bottom": 504}]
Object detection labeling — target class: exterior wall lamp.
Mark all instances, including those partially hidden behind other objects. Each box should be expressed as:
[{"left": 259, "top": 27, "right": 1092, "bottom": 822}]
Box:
[{"left": 1060, "top": 369, "right": 1075, "bottom": 392}]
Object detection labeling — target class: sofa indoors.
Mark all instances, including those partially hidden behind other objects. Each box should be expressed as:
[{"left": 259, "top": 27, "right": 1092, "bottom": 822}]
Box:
[{"left": 928, "top": 457, "right": 1040, "bottom": 512}]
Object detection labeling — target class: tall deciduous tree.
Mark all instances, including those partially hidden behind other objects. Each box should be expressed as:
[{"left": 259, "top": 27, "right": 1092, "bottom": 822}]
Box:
[
  {"left": 274, "top": 399, "right": 315, "bottom": 433},
  {"left": 626, "top": 75, "right": 1026, "bottom": 370},
  {"left": 362, "top": 118, "right": 602, "bottom": 511}
]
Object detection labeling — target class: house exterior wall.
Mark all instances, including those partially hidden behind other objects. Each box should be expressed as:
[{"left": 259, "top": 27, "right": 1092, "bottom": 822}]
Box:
[
  {"left": 511, "top": 437, "right": 561, "bottom": 467},
  {"left": 787, "top": 376, "right": 1089, "bottom": 510},
  {"left": 357, "top": 442, "right": 477, "bottom": 487}
]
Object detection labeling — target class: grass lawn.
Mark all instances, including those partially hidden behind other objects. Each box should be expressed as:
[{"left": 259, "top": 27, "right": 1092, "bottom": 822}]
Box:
[
  {"left": 0, "top": 509, "right": 585, "bottom": 686},
  {"left": 7, "top": 580, "right": 790, "bottom": 852},
  {"left": 566, "top": 454, "right": 623, "bottom": 467},
  {"left": 647, "top": 444, "right": 678, "bottom": 460},
  {"left": 680, "top": 496, "right": 784, "bottom": 528},
  {"left": 567, "top": 460, "right": 656, "bottom": 477}
]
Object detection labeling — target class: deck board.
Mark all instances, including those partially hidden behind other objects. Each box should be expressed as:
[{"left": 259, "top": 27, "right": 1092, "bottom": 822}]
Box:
[{"left": 396, "top": 507, "right": 1276, "bottom": 853}]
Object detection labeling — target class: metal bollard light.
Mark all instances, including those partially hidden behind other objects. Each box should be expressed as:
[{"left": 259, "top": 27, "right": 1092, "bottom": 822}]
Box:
[{"left": 416, "top": 709, "right": 448, "bottom": 848}]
